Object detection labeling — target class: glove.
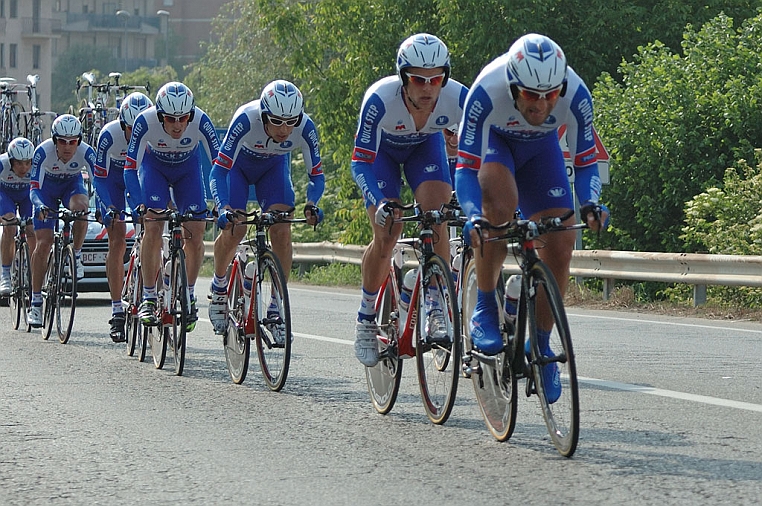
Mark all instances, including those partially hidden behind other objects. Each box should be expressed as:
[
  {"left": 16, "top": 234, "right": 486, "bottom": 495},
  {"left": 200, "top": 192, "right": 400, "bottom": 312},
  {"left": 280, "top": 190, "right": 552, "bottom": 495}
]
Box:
[
  {"left": 374, "top": 202, "right": 392, "bottom": 227},
  {"left": 102, "top": 208, "right": 118, "bottom": 228},
  {"left": 580, "top": 201, "right": 610, "bottom": 229},
  {"left": 303, "top": 204, "right": 324, "bottom": 224},
  {"left": 217, "top": 210, "right": 234, "bottom": 230},
  {"left": 462, "top": 215, "right": 486, "bottom": 247}
]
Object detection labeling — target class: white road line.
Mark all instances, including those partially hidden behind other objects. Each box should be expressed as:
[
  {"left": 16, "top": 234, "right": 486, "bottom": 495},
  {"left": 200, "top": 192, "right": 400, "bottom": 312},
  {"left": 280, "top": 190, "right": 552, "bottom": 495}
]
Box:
[
  {"left": 292, "top": 331, "right": 762, "bottom": 413},
  {"left": 569, "top": 312, "right": 762, "bottom": 334}
]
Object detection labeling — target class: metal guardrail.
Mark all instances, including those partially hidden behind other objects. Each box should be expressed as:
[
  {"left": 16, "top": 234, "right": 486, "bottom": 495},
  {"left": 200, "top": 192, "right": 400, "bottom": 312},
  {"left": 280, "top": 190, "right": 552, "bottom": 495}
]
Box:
[{"left": 204, "top": 241, "right": 762, "bottom": 306}]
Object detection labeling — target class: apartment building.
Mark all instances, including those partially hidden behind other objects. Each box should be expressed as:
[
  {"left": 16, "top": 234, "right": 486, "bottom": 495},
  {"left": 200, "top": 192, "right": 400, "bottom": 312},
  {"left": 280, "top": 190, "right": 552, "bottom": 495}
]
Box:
[{"left": 0, "top": 0, "right": 229, "bottom": 114}]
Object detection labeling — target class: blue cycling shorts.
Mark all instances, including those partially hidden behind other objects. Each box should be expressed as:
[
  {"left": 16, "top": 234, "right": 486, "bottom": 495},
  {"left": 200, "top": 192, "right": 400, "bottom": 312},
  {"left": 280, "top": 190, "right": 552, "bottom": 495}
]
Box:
[
  {"left": 95, "top": 167, "right": 127, "bottom": 219},
  {"left": 364, "top": 132, "right": 451, "bottom": 207},
  {"left": 484, "top": 131, "right": 573, "bottom": 218},
  {"left": 227, "top": 152, "right": 294, "bottom": 211},
  {"left": 33, "top": 175, "right": 88, "bottom": 230},
  {"left": 0, "top": 186, "right": 32, "bottom": 220},
  {"left": 139, "top": 152, "right": 207, "bottom": 213}
]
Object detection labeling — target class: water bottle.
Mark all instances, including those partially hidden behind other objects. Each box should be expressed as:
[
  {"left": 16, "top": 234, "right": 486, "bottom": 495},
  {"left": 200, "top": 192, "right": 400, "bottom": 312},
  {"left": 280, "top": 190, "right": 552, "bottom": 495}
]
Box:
[
  {"left": 163, "top": 260, "right": 171, "bottom": 290},
  {"left": 399, "top": 269, "right": 416, "bottom": 322},
  {"left": 243, "top": 261, "right": 255, "bottom": 297},
  {"left": 504, "top": 274, "right": 521, "bottom": 322}
]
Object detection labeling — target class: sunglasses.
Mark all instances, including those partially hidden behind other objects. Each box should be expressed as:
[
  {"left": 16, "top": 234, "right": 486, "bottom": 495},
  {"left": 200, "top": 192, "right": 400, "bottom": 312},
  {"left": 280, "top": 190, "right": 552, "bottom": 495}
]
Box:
[
  {"left": 406, "top": 72, "right": 446, "bottom": 87},
  {"left": 163, "top": 113, "right": 191, "bottom": 123},
  {"left": 268, "top": 115, "right": 299, "bottom": 127},
  {"left": 56, "top": 137, "right": 79, "bottom": 146},
  {"left": 515, "top": 85, "right": 563, "bottom": 102}
]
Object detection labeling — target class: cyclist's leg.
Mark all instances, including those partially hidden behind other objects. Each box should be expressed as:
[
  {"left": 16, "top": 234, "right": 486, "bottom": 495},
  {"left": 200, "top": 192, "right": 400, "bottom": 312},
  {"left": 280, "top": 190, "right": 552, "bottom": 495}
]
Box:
[{"left": 0, "top": 195, "right": 17, "bottom": 294}]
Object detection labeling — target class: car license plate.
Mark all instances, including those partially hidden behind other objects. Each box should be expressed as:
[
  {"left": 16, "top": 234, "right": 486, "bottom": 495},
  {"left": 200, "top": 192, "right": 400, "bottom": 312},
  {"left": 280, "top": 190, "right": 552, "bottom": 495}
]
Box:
[{"left": 81, "top": 252, "right": 107, "bottom": 265}]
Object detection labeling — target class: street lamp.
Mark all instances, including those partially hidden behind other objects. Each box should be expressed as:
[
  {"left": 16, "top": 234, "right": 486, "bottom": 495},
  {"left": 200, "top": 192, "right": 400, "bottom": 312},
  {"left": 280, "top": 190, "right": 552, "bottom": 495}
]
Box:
[
  {"left": 116, "top": 10, "right": 131, "bottom": 72},
  {"left": 157, "top": 10, "right": 170, "bottom": 67}
]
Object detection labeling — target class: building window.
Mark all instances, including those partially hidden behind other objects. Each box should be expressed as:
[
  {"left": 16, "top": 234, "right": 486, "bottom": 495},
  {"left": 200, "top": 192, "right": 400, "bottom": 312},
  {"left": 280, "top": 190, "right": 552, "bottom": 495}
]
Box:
[
  {"left": 0, "top": 1, "right": 5, "bottom": 18},
  {"left": 9, "top": 0, "right": 16, "bottom": 18},
  {"left": 0, "top": 44, "right": 4, "bottom": 69},
  {"left": 9, "top": 43, "right": 16, "bottom": 68},
  {"left": 33, "top": 45, "right": 41, "bottom": 69}
]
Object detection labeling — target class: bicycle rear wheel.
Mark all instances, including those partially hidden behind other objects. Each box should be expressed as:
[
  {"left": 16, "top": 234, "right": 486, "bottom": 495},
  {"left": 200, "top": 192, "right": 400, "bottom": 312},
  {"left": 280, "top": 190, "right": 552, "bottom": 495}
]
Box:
[
  {"left": 41, "top": 251, "right": 56, "bottom": 340},
  {"left": 224, "top": 265, "right": 249, "bottom": 384},
  {"left": 526, "top": 260, "right": 579, "bottom": 458},
  {"left": 122, "top": 256, "right": 142, "bottom": 356},
  {"left": 168, "top": 250, "right": 188, "bottom": 376},
  {"left": 415, "top": 254, "right": 461, "bottom": 425},
  {"left": 462, "top": 257, "right": 517, "bottom": 441},
  {"left": 365, "top": 270, "right": 403, "bottom": 415},
  {"left": 254, "top": 250, "right": 291, "bottom": 392},
  {"left": 56, "top": 245, "right": 77, "bottom": 344}
]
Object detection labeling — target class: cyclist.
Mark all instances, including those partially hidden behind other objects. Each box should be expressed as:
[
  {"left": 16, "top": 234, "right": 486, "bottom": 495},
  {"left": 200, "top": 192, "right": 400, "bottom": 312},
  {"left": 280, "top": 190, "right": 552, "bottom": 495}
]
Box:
[
  {"left": 455, "top": 34, "right": 609, "bottom": 402},
  {"left": 28, "top": 114, "right": 95, "bottom": 327},
  {"left": 124, "top": 82, "right": 219, "bottom": 331},
  {"left": 93, "top": 92, "right": 153, "bottom": 342},
  {"left": 0, "top": 137, "right": 36, "bottom": 296},
  {"left": 208, "top": 79, "right": 324, "bottom": 336},
  {"left": 351, "top": 33, "right": 468, "bottom": 367},
  {"left": 443, "top": 123, "right": 459, "bottom": 182}
]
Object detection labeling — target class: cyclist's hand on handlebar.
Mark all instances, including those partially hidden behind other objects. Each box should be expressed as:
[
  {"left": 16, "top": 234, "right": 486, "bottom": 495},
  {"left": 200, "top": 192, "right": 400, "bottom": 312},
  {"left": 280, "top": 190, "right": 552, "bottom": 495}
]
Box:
[
  {"left": 580, "top": 201, "right": 610, "bottom": 232},
  {"left": 463, "top": 215, "right": 488, "bottom": 248},
  {"left": 374, "top": 201, "right": 394, "bottom": 227},
  {"left": 36, "top": 206, "right": 51, "bottom": 222},
  {"left": 217, "top": 209, "right": 236, "bottom": 230},
  {"left": 102, "top": 207, "right": 118, "bottom": 229},
  {"left": 303, "top": 203, "right": 324, "bottom": 227}
]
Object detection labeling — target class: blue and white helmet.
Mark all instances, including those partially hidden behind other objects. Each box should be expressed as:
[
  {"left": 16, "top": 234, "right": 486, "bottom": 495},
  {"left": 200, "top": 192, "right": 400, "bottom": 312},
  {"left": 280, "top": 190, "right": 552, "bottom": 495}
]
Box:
[
  {"left": 155, "top": 82, "right": 195, "bottom": 117},
  {"left": 506, "top": 33, "right": 567, "bottom": 91},
  {"left": 260, "top": 80, "right": 304, "bottom": 119},
  {"left": 120, "top": 92, "right": 153, "bottom": 127},
  {"left": 396, "top": 33, "right": 451, "bottom": 86},
  {"left": 7, "top": 137, "right": 34, "bottom": 160},
  {"left": 51, "top": 114, "right": 82, "bottom": 140}
]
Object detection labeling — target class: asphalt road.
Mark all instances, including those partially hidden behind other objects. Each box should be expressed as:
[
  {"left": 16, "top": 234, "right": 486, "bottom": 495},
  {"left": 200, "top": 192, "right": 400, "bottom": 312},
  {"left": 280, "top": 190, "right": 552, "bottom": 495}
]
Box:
[{"left": 1, "top": 281, "right": 761, "bottom": 505}]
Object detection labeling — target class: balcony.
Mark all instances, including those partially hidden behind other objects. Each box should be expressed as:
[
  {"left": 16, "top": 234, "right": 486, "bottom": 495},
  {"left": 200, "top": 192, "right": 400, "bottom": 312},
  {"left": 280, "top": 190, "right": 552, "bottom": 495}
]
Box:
[
  {"left": 63, "top": 13, "right": 161, "bottom": 33},
  {"left": 21, "top": 17, "right": 62, "bottom": 38}
]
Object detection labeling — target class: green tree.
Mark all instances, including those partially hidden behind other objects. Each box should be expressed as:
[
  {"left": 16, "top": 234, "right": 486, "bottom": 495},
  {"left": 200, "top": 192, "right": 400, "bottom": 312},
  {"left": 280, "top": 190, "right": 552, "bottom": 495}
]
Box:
[
  {"left": 594, "top": 13, "right": 762, "bottom": 252},
  {"left": 52, "top": 44, "right": 118, "bottom": 113}
]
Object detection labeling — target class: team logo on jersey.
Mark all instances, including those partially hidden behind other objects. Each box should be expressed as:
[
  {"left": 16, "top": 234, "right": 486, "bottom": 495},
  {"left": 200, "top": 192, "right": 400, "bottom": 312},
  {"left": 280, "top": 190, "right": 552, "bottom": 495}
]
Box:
[
  {"left": 150, "top": 195, "right": 161, "bottom": 201},
  {"left": 158, "top": 141, "right": 168, "bottom": 148},
  {"left": 435, "top": 116, "right": 449, "bottom": 126},
  {"left": 548, "top": 187, "right": 567, "bottom": 198},
  {"left": 423, "top": 164, "right": 439, "bottom": 173},
  {"left": 544, "top": 115, "right": 558, "bottom": 126},
  {"left": 377, "top": 181, "right": 386, "bottom": 189},
  {"left": 69, "top": 161, "right": 80, "bottom": 169},
  {"left": 280, "top": 140, "right": 293, "bottom": 149},
  {"left": 395, "top": 123, "right": 406, "bottom": 131},
  {"left": 180, "top": 138, "right": 192, "bottom": 146}
]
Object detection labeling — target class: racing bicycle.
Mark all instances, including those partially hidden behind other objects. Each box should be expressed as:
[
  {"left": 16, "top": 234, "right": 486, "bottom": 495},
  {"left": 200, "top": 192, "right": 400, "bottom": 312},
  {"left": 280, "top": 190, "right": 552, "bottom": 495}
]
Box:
[
  {"left": 121, "top": 221, "right": 144, "bottom": 359},
  {"left": 2, "top": 216, "right": 33, "bottom": 332},
  {"left": 222, "top": 209, "right": 307, "bottom": 391},
  {"left": 460, "top": 209, "right": 587, "bottom": 457},
  {"left": 365, "top": 202, "right": 461, "bottom": 425}
]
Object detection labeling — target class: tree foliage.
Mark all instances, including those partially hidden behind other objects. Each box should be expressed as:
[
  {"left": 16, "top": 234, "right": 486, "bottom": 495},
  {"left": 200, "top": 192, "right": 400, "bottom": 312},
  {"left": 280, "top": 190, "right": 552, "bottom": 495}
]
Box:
[{"left": 594, "top": 13, "right": 762, "bottom": 252}]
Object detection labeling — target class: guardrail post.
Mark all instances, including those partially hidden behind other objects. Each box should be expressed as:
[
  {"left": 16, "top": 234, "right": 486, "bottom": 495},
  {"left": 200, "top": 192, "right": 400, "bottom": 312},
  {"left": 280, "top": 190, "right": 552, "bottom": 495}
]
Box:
[
  {"left": 602, "top": 278, "right": 614, "bottom": 301},
  {"left": 693, "top": 284, "right": 707, "bottom": 307}
]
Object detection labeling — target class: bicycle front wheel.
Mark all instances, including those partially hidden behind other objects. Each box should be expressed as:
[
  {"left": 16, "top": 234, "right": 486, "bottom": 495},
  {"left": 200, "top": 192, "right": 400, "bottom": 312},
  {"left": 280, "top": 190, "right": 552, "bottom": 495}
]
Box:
[
  {"left": 461, "top": 257, "right": 517, "bottom": 441},
  {"left": 415, "top": 254, "right": 461, "bottom": 425},
  {"left": 41, "top": 251, "right": 56, "bottom": 340},
  {"left": 365, "top": 269, "right": 402, "bottom": 415},
  {"left": 122, "top": 256, "right": 142, "bottom": 357},
  {"left": 10, "top": 241, "right": 31, "bottom": 331},
  {"left": 526, "top": 260, "right": 579, "bottom": 458},
  {"left": 254, "top": 250, "right": 291, "bottom": 392},
  {"left": 168, "top": 250, "right": 189, "bottom": 376},
  {"left": 56, "top": 245, "right": 77, "bottom": 344},
  {"left": 224, "top": 266, "right": 250, "bottom": 384},
  {"left": 147, "top": 324, "right": 166, "bottom": 369}
]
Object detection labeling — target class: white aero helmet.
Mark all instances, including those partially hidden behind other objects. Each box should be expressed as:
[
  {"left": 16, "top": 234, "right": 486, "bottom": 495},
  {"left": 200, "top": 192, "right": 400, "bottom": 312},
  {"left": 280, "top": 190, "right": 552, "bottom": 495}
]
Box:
[
  {"left": 120, "top": 92, "right": 153, "bottom": 127},
  {"left": 396, "top": 33, "right": 451, "bottom": 86},
  {"left": 51, "top": 114, "right": 82, "bottom": 140},
  {"left": 506, "top": 33, "right": 567, "bottom": 93},
  {"left": 7, "top": 137, "right": 34, "bottom": 160},
  {"left": 155, "top": 81, "right": 195, "bottom": 120},
  {"left": 260, "top": 80, "right": 304, "bottom": 122}
]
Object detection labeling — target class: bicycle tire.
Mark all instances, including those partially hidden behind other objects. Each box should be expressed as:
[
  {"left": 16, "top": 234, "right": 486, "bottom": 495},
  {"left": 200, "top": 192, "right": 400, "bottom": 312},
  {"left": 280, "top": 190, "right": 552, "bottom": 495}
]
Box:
[
  {"left": 526, "top": 260, "right": 579, "bottom": 458},
  {"left": 56, "top": 245, "right": 77, "bottom": 344},
  {"left": 254, "top": 250, "right": 291, "bottom": 392},
  {"left": 414, "top": 254, "right": 461, "bottom": 425},
  {"left": 137, "top": 314, "right": 148, "bottom": 363},
  {"left": 122, "top": 254, "right": 141, "bottom": 356},
  {"left": 365, "top": 269, "right": 403, "bottom": 415},
  {"left": 9, "top": 240, "right": 29, "bottom": 330},
  {"left": 2, "top": 108, "right": 13, "bottom": 153},
  {"left": 168, "top": 249, "right": 189, "bottom": 376},
  {"left": 11, "top": 104, "right": 26, "bottom": 139},
  {"left": 462, "top": 257, "right": 518, "bottom": 441},
  {"left": 41, "top": 250, "right": 56, "bottom": 340},
  {"left": 147, "top": 324, "right": 166, "bottom": 369},
  {"left": 224, "top": 263, "right": 249, "bottom": 384}
]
